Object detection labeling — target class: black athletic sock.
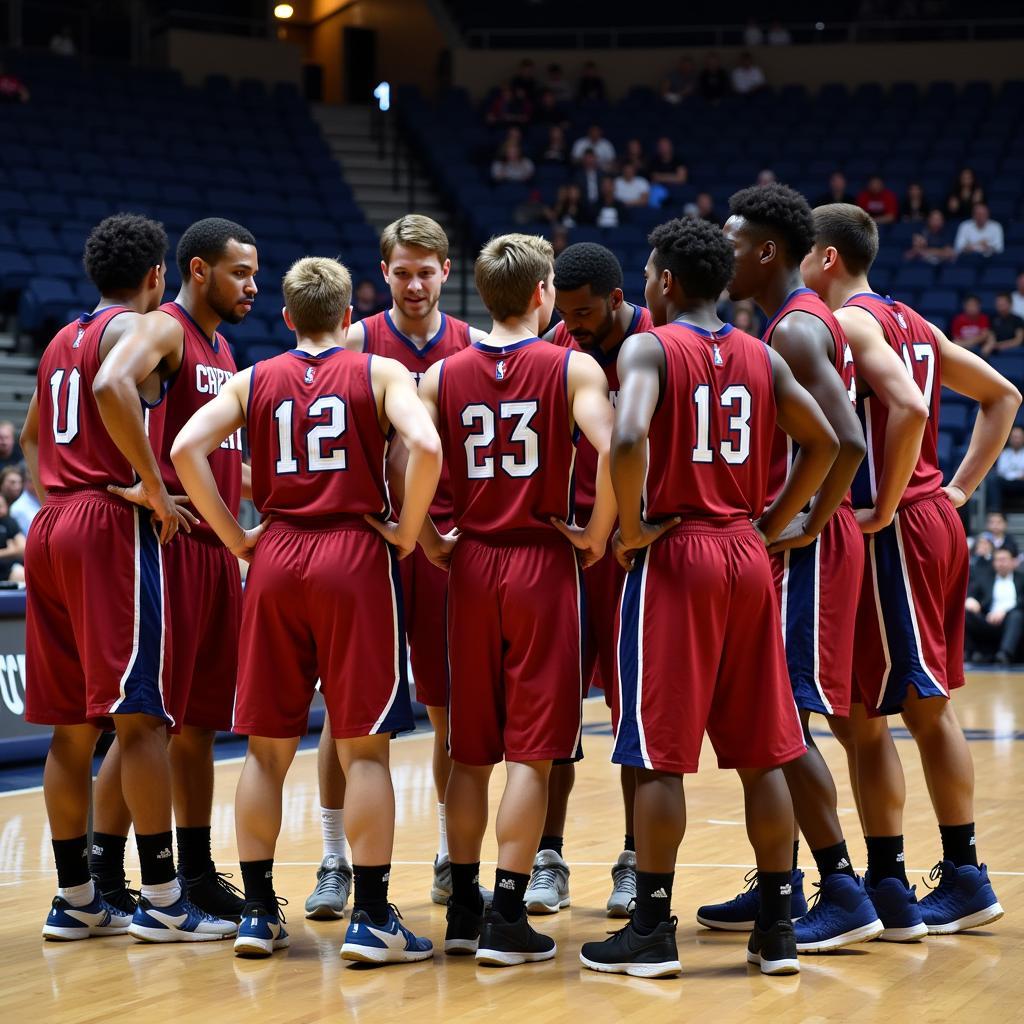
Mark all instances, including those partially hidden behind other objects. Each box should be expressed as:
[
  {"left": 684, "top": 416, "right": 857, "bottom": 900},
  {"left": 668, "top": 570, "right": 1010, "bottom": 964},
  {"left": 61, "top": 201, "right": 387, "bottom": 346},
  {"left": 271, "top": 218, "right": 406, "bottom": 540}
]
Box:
[
  {"left": 240, "top": 859, "right": 276, "bottom": 907},
  {"left": 176, "top": 825, "right": 213, "bottom": 879},
  {"left": 792, "top": 839, "right": 800, "bottom": 873},
  {"left": 136, "top": 831, "right": 177, "bottom": 886},
  {"left": 53, "top": 835, "right": 91, "bottom": 889},
  {"left": 90, "top": 832, "right": 128, "bottom": 892},
  {"left": 450, "top": 861, "right": 483, "bottom": 913},
  {"left": 492, "top": 868, "right": 529, "bottom": 922},
  {"left": 352, "top": 864, "right": 391, "bottom": 925},
  {"left": 757, "top": 870, "right": 793, "bottom": 930},
  {"left": 939, "top": 823, "right": 978, "bottom": 868},
  {"left": 624, "top": 834, "right": 636, "bottom": 853},
  {"left": 632, "top": 870, "right": 673, "bottom": 933},
  {"left": 865, "top": 834, "right": 908, "bottom": 886},
  {"left": 538, "top": 834, "right": 563, "bottom": 857},
  {"left": 812, "top": 840, "right": 856, "bottom": 881}
]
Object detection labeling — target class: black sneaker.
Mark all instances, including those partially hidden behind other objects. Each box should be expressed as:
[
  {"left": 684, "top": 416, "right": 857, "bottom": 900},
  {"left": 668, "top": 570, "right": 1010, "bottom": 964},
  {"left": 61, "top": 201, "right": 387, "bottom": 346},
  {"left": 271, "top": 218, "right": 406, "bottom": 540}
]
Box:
[
  {"left": 579, "top": 917, "right": 681, "bottom": 978},
  {"left": 184, "top": 867, "right": 246, "bottom": 923},
  {"left": 445, "top": 899, "right": 483, "bottom": 956},
  {"left": 475, "top": 907, "right": 556, "bottom": 967},
  {"left": 95, "top": 877, "right": 140, "bottom": 916},
  {"left": 746, "top": 919, "right": 800, "bottom": 975}
]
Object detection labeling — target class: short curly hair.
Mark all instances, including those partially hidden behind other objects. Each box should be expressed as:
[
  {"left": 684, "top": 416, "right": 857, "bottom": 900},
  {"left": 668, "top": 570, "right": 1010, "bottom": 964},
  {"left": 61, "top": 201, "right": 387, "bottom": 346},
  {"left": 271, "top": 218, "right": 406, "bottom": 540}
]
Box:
[
  {"left": 728, "top": 183, "right": 816, "bottom": 263},
  {"left": 83, "top": 214, "right": 168, "bottom": 293},
  {"left": 647, "top": 217, "right": 734, "bottom": 300},
  {"left": 553, "top": 242, "right": 623, "bottom": 296},
  {"left": 176, "top": 217, "right": 256, "bottom": 280}
]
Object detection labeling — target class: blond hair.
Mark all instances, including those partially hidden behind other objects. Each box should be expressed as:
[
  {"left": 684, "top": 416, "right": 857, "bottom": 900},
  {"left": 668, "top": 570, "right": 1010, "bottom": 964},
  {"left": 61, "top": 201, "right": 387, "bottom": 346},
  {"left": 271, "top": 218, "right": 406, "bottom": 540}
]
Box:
[
  {"left": 380, "top": 214, "right": 450, "bottom": 264},
  {"left": 474, "top": 233, "right": 553, "bottom": 322},
  {"left": 282, "top": 257, "right": 352, "bottom": 335}
]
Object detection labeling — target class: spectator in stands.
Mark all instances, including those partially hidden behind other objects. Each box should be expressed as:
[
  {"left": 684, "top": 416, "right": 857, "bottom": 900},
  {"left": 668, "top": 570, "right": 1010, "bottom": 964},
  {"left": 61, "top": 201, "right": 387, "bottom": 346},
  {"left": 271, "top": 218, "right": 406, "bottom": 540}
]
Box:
[
  {"left": 572, "top": 124, "right": 616, "bottom": 171},
  {"left": 49, "top": 25, "right": 76, "bottom": 57},
  {"left": 964, "top": 547, "right": 1024, "bottom": 665},
  {"left": 1013, "top": 272, "right": 1024, "bottom": 318},
  {"left": 0, "top": 421, "right": 22, "bottom": 469},
  {"left": 539, "top": 124, "right": 569, "bottom": 166},
  {"left": 698, "top": 53, "right": 731, "bottom": 102},
  {"left": 595, "top": 177, "right": 627, "bottom": 228},
  {"left": 613, "top": 162, "right": 650, "bottom": 207},
  {"left": 904, "top": 209, "right": 955, "bottom": 264},
  {"left": 984, "top": 510, "right": 1020, "bottom": 557},
  {"left": 0, "top": 466, "right": 22, "bottom": 505},
  {"left": 814, "top": 171, "right": 855, "bottom": 208},
  {"left": 757, "top": 168, "right": 777, "bottom": 186},
  {"left": 352, "top": 279, "right": 386, "bottom": 320},
  {"left": 732, "top": 305, "right": 758, "bottom": 333},
  {"left": 0, "top": 62, "right": 29, "bottom": 104},
  {"left": 660, "top": 57, "right": 697, "bottom": 104},
  {"left": 684, "top": 191, "right": 721, "bottom": 225},
  {"left": 623, "top": 138, "right": 649, "bottom": 178},
  {"left": 767, "top": 21, "right": 793, "bottom": 45},
  {"left": 648, "top": 136, "right": 687, "bottom": 185},
  {"left": 10, "top": 462, "right": 38, "bottom": 536},
  {"left": 550, "top": 184, "right": 589, "bottom": 228},
  {"left": 491, "top": 139, "right": 535, "bottom": 183},
  {"left": 510, "top": 58, "right": 539, "bottom": 102},
  {"left": 551, "top": 224, "right": 569, "bottom": 258},
  {"left": 971, "top": 534, "right": 995, "bottom": 570},
  {"left": 984, "top": 292, "right": 1024, "bottom": 355},
  {"left": 856, "top": 175, "right": 899, "bottom": 224},
  {"left": 534, "top": 88, "right": 569, "bottom": 127},
  {"left": 955, "top": 202, "right": 1004, "bottom": 257},
  {"left": 946, "top": 167, "right": 985, "bottom": 218},
  {"left": 545, "top": 63, "right": 571, "bottom": 103},
  {"left": 987, "top": 426, "right": 1024, "bottom": 512},
  {"left": 573, "top": 149, "right": 602, "bottom": 212},
  {"left": 951, "top": 294, "right": 993, "bottom": 350},
  {"left": 900, "top": 182, "right": 931, "bottom": 222},
  {"left": 577, "top": 61, "right": 607, "bottom": 103},
  {"left": 485, "top": 83, "right": 532, "bottom": 127},
  {"left": 731, "top": 51, "right": 767, "bottom": 95},
  {"left": 0, "top": 494, "right": 24, "bottom": 583},
  {"left": 743, "top": 19, "right": 764, "bottom": 46}
]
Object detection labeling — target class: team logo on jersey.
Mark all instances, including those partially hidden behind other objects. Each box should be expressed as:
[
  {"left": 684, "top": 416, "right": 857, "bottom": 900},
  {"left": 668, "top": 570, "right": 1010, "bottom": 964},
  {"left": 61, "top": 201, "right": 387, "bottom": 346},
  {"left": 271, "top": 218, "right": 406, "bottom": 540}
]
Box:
[
  {"left": 712, "top": 342, "right": 723, "bottom": 367},
  {"left": 495, "top": 359, "right": 506, "bottom": 380},
  {"left": 304, "top": 366, "right": 315, "bottom": 384},
  {"left": 896, "top": 311, "right": 908, "bottom": 330},
  {"left": 72, "top": 326, "right": 85, "bottom": 349}
]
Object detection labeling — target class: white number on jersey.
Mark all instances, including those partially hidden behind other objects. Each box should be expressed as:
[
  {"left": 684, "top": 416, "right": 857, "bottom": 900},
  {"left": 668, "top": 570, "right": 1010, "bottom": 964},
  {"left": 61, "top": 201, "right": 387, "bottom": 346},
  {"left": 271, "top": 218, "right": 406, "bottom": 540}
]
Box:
[
  {"left": 462, "top": 400, "right": 540, "bottom": 479},
  {"left": 274, "top": 396, "right": 348, "bottom": 475},
  {"left": 901, "top": 342, "right": 935, "bottom": 414},
  {"left": 691, "top": 384, "right": 752, "bottom": 465},
  {"left": 49, "top": 367, "right": 81, "bottom": 445}
]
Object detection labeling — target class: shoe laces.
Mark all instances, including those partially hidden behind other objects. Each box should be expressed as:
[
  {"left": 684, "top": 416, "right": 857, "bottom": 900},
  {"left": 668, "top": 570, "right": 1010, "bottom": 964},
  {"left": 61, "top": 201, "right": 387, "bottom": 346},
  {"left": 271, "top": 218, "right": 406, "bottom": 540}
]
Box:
[
  {"left": 923, "top": 861, "right": 955, "bottom": 892},
  {"left": 530, "top": 864, "right": 565, "bottom": 891},
  {"left": 211, "top": 871, "right": 245, "bottom": 899},
  {"left": 315, "top": 867, "right": 349, "bottom": 895},
  {"left": 242, "top": 894, "right": 289, "bottom": 924},
  {"left": 611, "top": 862, "right": 637, "bottom": 896}
]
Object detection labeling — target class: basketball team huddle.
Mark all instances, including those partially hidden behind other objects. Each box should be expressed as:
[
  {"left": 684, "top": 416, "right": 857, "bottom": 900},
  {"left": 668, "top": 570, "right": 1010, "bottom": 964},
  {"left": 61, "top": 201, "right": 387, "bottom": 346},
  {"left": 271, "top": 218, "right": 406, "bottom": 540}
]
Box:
[{"left": 24, "top": 185, "right": 1016, "bottom": 980}]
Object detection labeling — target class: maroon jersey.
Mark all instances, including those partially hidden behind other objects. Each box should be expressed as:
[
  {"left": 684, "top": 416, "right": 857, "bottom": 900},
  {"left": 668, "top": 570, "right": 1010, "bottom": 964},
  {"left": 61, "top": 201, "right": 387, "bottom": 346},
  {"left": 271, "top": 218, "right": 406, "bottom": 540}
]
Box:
[
  {"left": 762, "top": 287, "right": 856, "bottom": 506},
  {"left": 551, "top": 304, "right": 653, "bottom": 514},
  {"left": 843, "top": 292, "right": 943, "bottom": 509},
  {"left": 247, "top": 347, "right": 389, "bottom": 518},
  {"left": 645, "top": 321, "right": 776, "bottom": 521},
  {"left": 152, "top": 302, "right": 243, "bottom": 541},
  {"left": 437, "top": 338, "right": 576, "bottom": 536},
  {"left": 362, "top": 310, "right": 472, "bottom": 523},
  {"left": 36, "top": 306, "right": 139, "bottom": 492}
]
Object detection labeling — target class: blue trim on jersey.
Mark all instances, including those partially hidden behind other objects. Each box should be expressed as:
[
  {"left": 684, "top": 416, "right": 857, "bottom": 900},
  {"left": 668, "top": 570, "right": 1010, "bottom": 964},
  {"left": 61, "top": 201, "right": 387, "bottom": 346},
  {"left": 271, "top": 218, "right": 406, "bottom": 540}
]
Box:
[
  {"left": 869, "top": 519, "right": 948, "bottom": 714},
  {"left": 384, "top": 309, "right": 447, "bottom": 358},
  {"left": 762, "top": 287, "right": 816, "bottom": 340},
  {"left": 670, "top": 319, "right": 734, "bottom": 339},
  {"left": 781, "top": 539, "right": 831, "bottom": 714},
  {"left": 589, "top": 303, "right": 645, "bottom": 368},
  {"left": 285, "top": 346, "right": 344, "bottom": 361},
  {"left": 845, "top": 291, "right": 893, "bottom": 306},
  {"left": 172, "top": 301, "right": 219, "bottom": 352},
  {"left": 612, "top": 547, "right": 648, "bottom": 767},
  {"left": 80, "top": 304, "right": 126, "bottom": 324},
  {"left": 471, "top": 336, "right": 540, "bottom": 355},
  {"left": 377, "top": 544, "right": 415, "bottom": 735},
  {"left": 851, "top": 396, "right": 873, "bottom": 508}
]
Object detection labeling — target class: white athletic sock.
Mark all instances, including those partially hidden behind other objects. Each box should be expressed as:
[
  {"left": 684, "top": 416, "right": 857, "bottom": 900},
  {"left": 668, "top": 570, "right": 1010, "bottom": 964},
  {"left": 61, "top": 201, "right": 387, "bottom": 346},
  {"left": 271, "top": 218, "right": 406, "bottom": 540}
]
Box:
[
  {"left": 142, "top": 878, "right": 181, "bottom": 907},
  {"left": 320, "top": 807, "right": 347, "bottom": 860},
  {"left": 437, "top": 802, "right": 448, "bottom": 860},
  {"left": 58, "top": 879, "right": 95, "bottom": 907}
]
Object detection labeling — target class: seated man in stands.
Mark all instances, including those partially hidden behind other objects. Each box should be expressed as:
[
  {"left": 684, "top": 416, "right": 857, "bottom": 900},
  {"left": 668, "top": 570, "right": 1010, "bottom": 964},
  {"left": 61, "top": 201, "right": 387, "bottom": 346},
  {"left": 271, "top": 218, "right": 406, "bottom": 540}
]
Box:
[
  {"left": 986, "top": 432, "right": 1024, "bottom": 512},
  {"left": 951, "top": 294, "right": 993, "bottom": 351},
  {"left": 904, "top": 210, "right": 955, "bottom": 264},
  {"left": 0, "top": 493, "right": 25, "bottom": 583},
  {"left": 965, "top": 547, "right": 1024, "bottom": 665},
  {"left": 984, "top": 510, "right": 1020, "bottom": 557},
  {"left": 983, "top": 293, "right": 1024, "bottom": 355}
]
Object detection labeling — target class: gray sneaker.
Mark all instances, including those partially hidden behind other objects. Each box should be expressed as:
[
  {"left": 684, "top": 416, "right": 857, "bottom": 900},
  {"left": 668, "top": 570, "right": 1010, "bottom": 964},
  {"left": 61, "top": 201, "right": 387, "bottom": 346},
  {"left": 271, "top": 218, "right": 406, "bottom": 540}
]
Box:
[
  {"left": 431, "top": 854, "right": 494, "bottom": 907},
  {"left": 524, "top": 849, "right": 571, "bottom": 914},
  {"left": 606, "top": 850, "right": 637, "bottom": 918},
  {"left": 304, "top": 854, "right": 352, "bottom": 920}
]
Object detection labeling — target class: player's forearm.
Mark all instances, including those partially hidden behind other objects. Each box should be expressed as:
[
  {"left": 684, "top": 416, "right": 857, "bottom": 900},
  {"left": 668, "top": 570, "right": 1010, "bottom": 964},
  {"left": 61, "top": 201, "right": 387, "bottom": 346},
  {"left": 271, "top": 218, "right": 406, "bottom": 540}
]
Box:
[
  {"left": 871, "top": 404, "right": 928, "bottom": 521},
  {"left": 21, "top": 440, "right": 45, "bottom": 502},
  {"left": 949, "top": 392, "right": 1022, "bottom": 500},
  {"left": 171, "top": 447, "right": 242, "bottom": 550},
  {"left": 803, "top": 432, "right": 865, "bottom": 535},
  {"left": 585, "top": 451, "right": 618, "bottom": 543},
  {"left": 395, "top": 445, "right": 442, "bottom": 546},
  {"left": 760, "top": 438, "right": 838, "bottom": 543},
  {"left": 610, "top": 434, "right": 647, "bottom": 535},
  {"left": 94, "top": 378, "right": 164, "bottom": 488}
]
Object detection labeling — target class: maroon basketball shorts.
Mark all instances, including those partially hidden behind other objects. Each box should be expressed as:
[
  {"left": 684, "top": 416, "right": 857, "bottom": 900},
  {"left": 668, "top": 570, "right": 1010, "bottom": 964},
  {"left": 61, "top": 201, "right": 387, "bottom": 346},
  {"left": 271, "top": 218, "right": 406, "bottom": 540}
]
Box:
[
  {"left": 25, "top": 489, "right": 172, "bottom": 728},
  {"left": 233, "top": 519, "right": 413, "bottom": 739},
  {"left": 854, "top": 493, "right": 968, "bottom": 717},
  {"left": 581, "top": 543, "right": 625, "bottom": 707},
  {"left": 446, "top": 533, "right": 584, "bottom": 765},
  {"left": 399, "top": 528, "right": 450, "bottom": 708},
  {"left": 612, "top": 520, "right": 805, "bottom": 774},
  {"left": 162, "top": 532, "right": 241, "bottom": 733}
]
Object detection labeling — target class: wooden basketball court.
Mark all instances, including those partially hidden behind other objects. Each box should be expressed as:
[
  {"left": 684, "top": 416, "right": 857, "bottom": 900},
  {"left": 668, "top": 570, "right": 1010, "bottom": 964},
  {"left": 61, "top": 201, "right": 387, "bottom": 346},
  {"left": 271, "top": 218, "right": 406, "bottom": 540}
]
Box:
[{"left": 3, "top": 674, "right": 1022, "bottom": 1023}]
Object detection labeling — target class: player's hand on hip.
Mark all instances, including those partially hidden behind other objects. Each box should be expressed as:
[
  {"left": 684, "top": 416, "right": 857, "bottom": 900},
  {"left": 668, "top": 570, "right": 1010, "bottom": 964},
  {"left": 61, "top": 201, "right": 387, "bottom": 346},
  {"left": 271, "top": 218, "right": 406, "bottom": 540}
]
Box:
[
  {"left": 614, "top": 517, "right": 681, "bottom": 571},
  {"left": 942, "top": 484, "right": 968, "bottom": 508},
  {"left": 766, "top": 511, "right": 815, "bottom": 555},
  {"left": 364, "top": 515, "right": 417, "bottom": 559},
  {"left": 550, "top": 517, "right": 605, "bottom": 569},
  {"left": 423, "top": 528, "right": 460, "bottom": 572},
  {"left": 854, "top": 505, "right": 894, "bottom": 535},
  {"left": 108, "top": 480, "right": 196, "bottom": 544},
  {"left": 230, "top": 519, "right": 270, "bottom": 564}
]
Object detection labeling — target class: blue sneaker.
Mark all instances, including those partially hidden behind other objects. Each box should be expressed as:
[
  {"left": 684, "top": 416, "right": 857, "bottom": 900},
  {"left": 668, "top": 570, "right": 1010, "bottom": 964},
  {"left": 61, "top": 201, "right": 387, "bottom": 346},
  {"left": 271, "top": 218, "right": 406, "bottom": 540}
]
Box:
[
  {"left": 128, "top": 886, "right": 238, "bottom": 943},
  {"left": 340, "top": 904, "right": 433, "bottom": 964},
  {"left": 42, "top": 891, "right": 132, "bottom": 941},
  {"left": 696, "top": 869, "right": 807, "bottom": 931},
  {"left": 864, "top": 874, "right": 928, "bottom": 942},
  {"left": 234, "top": 899, "right": 291, "bottom": 958},
  {"left": 918, "top": 861, "right": 1004, "bottom": 935},
  {"left": 794, "top": 874, "right": 884, "bottom": 953}
]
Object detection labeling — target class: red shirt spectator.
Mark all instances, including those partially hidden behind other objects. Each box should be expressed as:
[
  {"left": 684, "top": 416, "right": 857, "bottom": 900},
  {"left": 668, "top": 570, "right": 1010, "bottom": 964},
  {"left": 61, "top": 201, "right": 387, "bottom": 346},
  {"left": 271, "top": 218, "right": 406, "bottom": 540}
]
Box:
[
  {"left": 951, "top": 295, "right": 992, "bottom": 350},
  {"left": 856, "top": 176, "right": 899, "bottom": 224}
]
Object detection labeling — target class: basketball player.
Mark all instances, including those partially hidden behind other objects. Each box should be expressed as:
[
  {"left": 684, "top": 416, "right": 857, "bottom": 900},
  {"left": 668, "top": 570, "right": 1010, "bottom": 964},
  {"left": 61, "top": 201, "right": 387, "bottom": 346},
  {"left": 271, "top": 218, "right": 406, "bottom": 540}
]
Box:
[
  {"left": 579, "top": 217, "right": 840, "bottom": 979},
  {"left": 22, "top": 213, "right": 233, "bottom": 942},
  {"left": 803, "top": 203, "right": 1015, "bottom": 936},
  {"left": 91, "top": 218, "right": 257, "bottom": 922},
  {"left": 697, "top": 184, "right": 883, "bottom": 952},
  {"left": 524, "top": 242, "right": 652, "bottom": 918},
  {"left": 418, "top": 233, "right": 618, "bottom": 966},
  {"left": 171, "top": 256, "right": 440, "bottom": 962},
  {"left": 305, "top": 214, "right": 487, "bottom": 918}
]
